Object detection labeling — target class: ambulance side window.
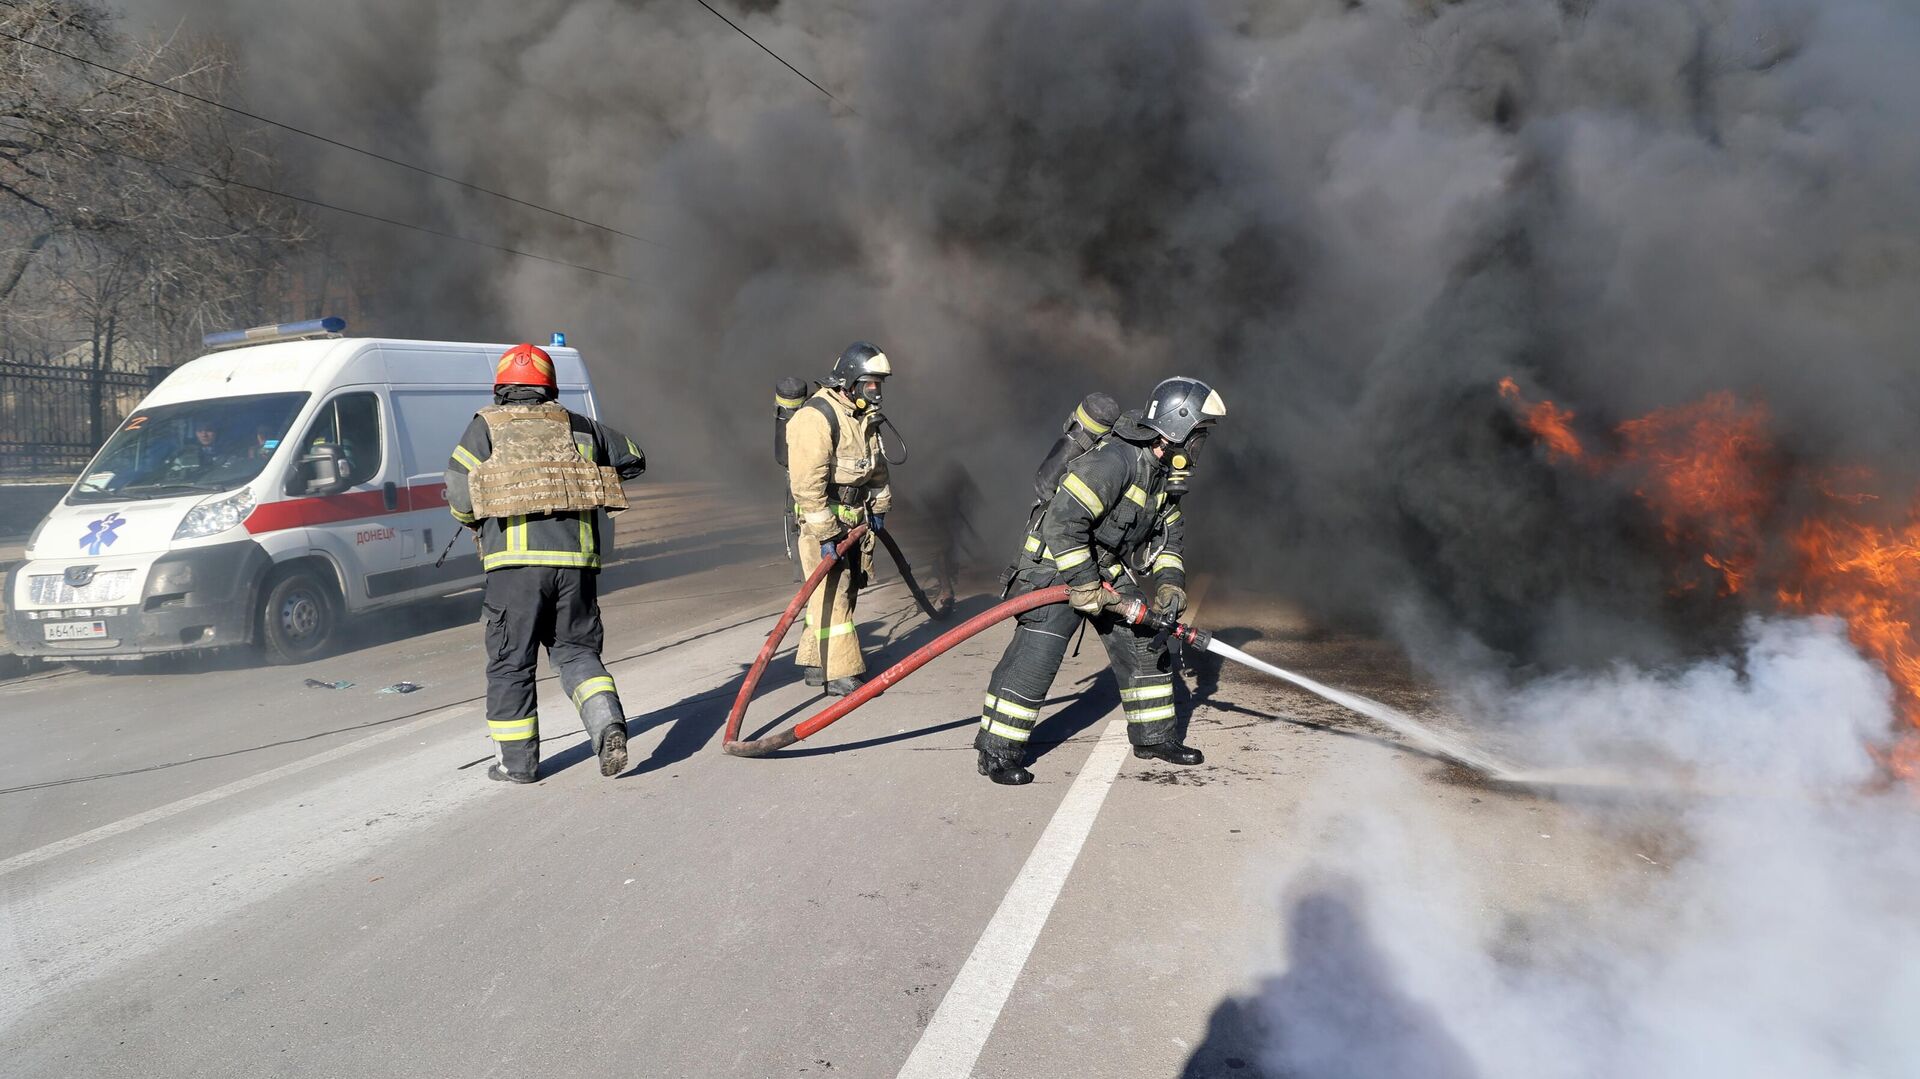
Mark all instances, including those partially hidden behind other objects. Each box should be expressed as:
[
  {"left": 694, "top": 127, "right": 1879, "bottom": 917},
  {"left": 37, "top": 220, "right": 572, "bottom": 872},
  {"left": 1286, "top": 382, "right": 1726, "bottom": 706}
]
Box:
[{"left": 301, "top": 393, "right": 384, "bottom": 487}]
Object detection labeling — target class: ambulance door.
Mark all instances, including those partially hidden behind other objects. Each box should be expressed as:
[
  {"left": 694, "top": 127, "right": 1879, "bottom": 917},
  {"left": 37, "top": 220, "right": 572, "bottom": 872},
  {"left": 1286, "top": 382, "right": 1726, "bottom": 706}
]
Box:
[
  {"left": 289, "top": 389, "right": 406, "bottom": 609},
  {"left": 384, "top": 386, "right": 488, "bottom": 597}
]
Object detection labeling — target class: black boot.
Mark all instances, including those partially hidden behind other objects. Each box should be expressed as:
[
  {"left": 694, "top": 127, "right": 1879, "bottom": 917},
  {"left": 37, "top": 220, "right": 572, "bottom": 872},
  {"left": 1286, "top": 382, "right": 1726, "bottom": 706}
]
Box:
[
  {"left": 977, "top": 748, "right": 1034, "bottom": 785},
  {"left": 581, "top": 694, "right": 629, "bottom": 777},
  {"left": 824, "top": 674, "right": 867, "bottom": 697},
  {"left": 487, "top": 763, "right": 537, "bottom": 784},
  {"left": 1134, "top": 742, "right": 1204, "bottom": 765},
  {"left": 598, "top": 723, "right": 628, "bottom": 777},
  {"left": 804, "top": 665, "right": 825, "bottom": 688}
]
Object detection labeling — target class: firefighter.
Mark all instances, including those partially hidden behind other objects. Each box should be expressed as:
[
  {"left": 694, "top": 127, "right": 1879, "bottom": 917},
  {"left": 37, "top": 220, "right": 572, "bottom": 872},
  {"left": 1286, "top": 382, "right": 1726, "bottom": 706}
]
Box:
[
  {"left": 444, "top": 343, "right": 647, "bottom": 783},
  {"left": 975, "top": 377, "right": 1226, "bottom": 785},
  {"left": 786, "top": 341, "right": 895, "bottom": 696}
]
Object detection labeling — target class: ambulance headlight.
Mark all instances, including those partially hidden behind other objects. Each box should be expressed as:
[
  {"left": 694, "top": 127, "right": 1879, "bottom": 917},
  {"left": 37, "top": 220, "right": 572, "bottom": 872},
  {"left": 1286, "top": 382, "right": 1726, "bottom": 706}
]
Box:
[{"left": 175, "top": 489, "right": 256, "bottom": 540}]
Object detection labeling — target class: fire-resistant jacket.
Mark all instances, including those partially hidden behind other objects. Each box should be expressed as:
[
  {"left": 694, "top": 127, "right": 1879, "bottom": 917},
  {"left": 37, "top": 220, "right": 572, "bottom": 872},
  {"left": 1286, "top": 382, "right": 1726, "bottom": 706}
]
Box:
[
  {"left": 444, "top": 409, "right": 646, "bottom": 571},
  {"left": 1026, "top": 434, "right": 1186, "bottom": 595},
  {"left": 786, "top": 387, "right": 893, "bottom": 539}
]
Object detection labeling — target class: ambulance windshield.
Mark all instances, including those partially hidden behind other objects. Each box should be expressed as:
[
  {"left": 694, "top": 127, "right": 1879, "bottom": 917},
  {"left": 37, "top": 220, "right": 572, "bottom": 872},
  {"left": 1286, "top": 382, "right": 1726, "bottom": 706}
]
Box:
[{"left": 71, "top": 393, "right": 311, "bottom": 502}]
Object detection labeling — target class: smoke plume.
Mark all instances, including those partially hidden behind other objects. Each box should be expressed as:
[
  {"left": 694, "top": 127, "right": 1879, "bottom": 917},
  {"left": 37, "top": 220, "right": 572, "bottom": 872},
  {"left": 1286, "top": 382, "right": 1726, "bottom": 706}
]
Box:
[{"left": 119, "top": 0, "right": 1920, "bottom": 670}]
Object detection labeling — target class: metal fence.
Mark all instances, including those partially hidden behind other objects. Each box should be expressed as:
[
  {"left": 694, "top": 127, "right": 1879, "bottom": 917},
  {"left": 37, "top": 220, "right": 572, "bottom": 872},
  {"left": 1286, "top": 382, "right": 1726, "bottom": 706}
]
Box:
[{"left": 0, "top": 362, "right": 163, "bottom": 477}]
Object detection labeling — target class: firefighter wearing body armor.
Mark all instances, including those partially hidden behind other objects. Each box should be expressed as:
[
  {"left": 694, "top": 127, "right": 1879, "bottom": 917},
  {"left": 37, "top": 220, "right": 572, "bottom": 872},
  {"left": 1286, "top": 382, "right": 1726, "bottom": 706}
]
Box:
[
  {"left": 444, "top": 344, "right": 647, "bottom": 783},
  {"left": 786, "top": 341, "right": 895, "bottom": 696},
  {"left": 975, "top": 378, "right": 1226, "bottom": 785}
]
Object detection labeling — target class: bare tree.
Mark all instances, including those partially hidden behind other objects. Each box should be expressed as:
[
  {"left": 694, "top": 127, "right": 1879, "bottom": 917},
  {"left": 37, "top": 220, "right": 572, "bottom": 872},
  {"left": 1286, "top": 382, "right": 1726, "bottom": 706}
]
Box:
[{"left": 0, "top": 0, "right": 315, "bottom": 452}]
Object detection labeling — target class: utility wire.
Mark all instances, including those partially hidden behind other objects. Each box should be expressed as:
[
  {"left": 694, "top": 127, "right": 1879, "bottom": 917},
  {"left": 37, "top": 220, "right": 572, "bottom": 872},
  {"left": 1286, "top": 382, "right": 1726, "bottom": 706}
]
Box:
[
  {"left": 0, "top": 23, "right": 663, "bottom": 246},
  {"left": 0, "top": 117, "right": 636, "bottom": 282},
  {"left": 688, "top": 0, "right": 853, "bottom": 114}
]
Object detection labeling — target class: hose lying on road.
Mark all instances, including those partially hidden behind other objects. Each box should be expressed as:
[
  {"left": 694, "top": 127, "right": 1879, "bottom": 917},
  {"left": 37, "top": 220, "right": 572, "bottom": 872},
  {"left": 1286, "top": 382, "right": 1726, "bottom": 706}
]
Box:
[
  {"left": 876, "top": 527, "right": 952, "bottom": 622},
  {"left": 721, "top": 521, "right": 1065, "bottom": 756}
]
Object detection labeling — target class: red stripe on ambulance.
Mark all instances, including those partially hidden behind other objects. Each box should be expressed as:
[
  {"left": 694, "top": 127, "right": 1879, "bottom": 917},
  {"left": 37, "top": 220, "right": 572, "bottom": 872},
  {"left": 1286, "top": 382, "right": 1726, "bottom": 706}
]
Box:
[{"left": 242, "top": 482, "right": 448, "bottom": 534}]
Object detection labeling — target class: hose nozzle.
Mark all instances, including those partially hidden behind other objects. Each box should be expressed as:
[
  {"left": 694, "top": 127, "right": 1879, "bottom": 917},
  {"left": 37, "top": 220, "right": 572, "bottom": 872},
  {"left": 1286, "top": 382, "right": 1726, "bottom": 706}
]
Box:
[{"left": 1103, "top": 584, "right": 1210, "bottom": 648}]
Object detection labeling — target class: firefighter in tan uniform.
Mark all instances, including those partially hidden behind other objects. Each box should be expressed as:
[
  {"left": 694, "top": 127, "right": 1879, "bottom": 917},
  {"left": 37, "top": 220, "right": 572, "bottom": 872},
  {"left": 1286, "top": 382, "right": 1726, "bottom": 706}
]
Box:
[
  {"left": 444, "top": 343, "right": 646, "bottom": 783},
  {"left": 786, "top": 342, "right": 895, "bottom": 696}
]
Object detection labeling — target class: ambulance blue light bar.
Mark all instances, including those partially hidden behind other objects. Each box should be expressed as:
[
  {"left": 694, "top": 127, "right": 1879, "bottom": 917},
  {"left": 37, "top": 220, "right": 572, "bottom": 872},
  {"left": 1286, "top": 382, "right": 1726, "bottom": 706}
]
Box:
[{"left": 202, "top": 316, "right": 347, "bottom": 350}]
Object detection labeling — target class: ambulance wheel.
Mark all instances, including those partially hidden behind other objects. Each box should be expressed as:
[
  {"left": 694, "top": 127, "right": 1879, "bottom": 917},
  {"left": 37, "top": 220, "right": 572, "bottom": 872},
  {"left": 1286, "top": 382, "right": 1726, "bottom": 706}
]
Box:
[{"left": 260, "top": 568, "right": 337, "bottom": 665}]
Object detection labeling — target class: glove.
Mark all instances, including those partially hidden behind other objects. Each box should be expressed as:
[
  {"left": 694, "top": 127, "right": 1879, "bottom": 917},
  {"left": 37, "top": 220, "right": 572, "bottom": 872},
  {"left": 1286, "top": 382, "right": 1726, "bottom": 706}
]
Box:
[
  {"left": 1068, "top": 580, "right": 1108, "bottom": 614},
  {"left": 869, "top": 512, "right": 886, "bottom": 532},
  {"left": 1153, "top": 583, "right": 1186, "bottom": 621},
  {"left": 820, "top": 540, "right": 839, "bottom": 562}
]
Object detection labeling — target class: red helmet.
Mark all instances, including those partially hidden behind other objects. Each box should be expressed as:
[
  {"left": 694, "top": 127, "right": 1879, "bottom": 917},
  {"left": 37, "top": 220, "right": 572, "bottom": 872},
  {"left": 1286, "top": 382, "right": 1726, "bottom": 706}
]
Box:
[{"left": 495, "top": 343, "right": 557, "bottom": 389}]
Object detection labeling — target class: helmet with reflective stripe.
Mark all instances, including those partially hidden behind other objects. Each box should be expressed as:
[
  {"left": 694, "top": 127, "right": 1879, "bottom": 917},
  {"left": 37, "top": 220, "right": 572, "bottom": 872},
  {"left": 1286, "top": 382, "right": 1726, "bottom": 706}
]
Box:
[
  {"left": 827, "top": 341, "right": 891, "bottom": 388},
  {"left": 495, "top": 343, "right": 557, "bottom": 389},
  {"left": 1139, "top": 377, "right": 1226, "bottom": 444}
]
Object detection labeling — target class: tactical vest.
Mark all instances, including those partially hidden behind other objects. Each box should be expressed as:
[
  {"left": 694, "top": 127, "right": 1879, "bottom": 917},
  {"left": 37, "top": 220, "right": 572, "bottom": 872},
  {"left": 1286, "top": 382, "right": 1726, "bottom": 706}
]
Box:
[{"left": 466, "top": 404, "right": 629, "bottom": 519}]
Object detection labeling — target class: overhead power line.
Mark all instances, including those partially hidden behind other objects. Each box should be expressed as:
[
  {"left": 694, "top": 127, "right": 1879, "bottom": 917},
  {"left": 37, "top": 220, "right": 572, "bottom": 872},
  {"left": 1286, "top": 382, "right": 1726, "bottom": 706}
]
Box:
[
  {"left": 688, "top": 0, "right": 853, "bottom": 114},
  {"left": 0, "top": 23, "right": 663, "bottom": 247},
  {"left": 0, "top": 118, "right": 636, "bottom": 282}
]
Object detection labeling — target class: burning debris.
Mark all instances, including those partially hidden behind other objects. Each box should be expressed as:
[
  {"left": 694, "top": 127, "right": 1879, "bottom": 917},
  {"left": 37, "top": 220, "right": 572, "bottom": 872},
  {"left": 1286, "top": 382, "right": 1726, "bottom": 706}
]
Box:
[{"left": 1501, "top": 379, "right": 1920, "bottom": 776}]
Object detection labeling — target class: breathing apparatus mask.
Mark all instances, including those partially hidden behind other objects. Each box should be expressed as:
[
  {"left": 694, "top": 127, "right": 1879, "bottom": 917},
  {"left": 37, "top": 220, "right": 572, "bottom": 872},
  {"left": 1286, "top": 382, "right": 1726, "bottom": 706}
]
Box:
[
  {"left": 1164, "top": 428, "right": 1209, "bottom": 495},
  {"left": 850, "top": 376, "right": 885, "bottom": 412},
  {"left": 842, "top": 376, "right": 907, "bottom": 465}
]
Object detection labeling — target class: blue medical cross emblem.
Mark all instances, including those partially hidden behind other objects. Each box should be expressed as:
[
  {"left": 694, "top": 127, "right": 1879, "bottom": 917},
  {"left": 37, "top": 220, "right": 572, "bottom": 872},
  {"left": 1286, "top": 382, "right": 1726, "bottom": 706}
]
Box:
[{"left": 80, "top": 513, "right": 125, "bottom": 556}]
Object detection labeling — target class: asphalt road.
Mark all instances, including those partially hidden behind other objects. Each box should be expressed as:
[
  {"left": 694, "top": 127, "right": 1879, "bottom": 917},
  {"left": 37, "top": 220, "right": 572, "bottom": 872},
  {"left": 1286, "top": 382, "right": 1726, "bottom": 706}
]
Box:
[{"left": 0, "top": 485, "right": 1656, "bottom": 1078}]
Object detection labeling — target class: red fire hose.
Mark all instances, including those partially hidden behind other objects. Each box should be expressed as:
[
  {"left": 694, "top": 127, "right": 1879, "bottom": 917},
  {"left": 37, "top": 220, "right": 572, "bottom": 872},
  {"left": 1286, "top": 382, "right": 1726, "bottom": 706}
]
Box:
[{"left": 721, "top": 524, "right": 1069, "bottom": 756}]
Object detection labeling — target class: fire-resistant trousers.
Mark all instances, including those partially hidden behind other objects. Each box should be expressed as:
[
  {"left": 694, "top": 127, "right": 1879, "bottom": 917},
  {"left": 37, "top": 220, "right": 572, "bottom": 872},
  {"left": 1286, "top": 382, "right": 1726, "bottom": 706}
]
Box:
[
  {"left": 796, "top": 533, "right": 872, "bottom": 680},
  {"left": 481, "top": 565, "right": 625, "bottom": 777},
  {"left": 976, "top": 588, "right": 1178, "bottom": 765}
]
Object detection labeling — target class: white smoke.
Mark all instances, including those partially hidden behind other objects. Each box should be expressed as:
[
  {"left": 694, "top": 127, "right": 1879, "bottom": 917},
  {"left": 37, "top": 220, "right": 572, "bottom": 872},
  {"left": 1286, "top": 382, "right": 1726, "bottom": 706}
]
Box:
[{"left": 1242, "top": 619, "right": 1920, "bottom": 1078}]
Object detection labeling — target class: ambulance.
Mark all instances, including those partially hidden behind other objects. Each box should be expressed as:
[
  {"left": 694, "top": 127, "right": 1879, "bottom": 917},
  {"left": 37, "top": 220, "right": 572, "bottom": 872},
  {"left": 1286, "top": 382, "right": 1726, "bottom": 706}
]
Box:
[{"left": 4, "top": 319, "right": 606, "bottom": 664}]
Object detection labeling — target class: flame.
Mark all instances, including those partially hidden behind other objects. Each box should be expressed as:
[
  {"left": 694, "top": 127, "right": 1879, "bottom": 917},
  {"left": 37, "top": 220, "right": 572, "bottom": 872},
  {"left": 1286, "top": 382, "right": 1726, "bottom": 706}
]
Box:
[
  {"left": 1780, "top": 515, "right": 1920, "bottom": 779},
  {"left": 1615, "top": 393, "right": 1773, "bottom": 597},
  {"left": 1499, "top": 378, "right": 1920, "bottom": 778},
  {"left": 1498, "top": 377, "right": 1588, "bottom": 464}
]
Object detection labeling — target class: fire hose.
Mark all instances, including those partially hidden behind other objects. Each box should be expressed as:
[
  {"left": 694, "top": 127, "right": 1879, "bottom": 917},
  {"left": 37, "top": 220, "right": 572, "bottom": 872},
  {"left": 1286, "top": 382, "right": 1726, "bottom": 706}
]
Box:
[
  {"left": 875, "top": 527, "right": 952, "bottom": 622},
  {"left": 723, "top": 520, "right": 1031, "bottom": 756},
  {"left": 722, "top": 546, "right": 1513, "bottom": 775}
]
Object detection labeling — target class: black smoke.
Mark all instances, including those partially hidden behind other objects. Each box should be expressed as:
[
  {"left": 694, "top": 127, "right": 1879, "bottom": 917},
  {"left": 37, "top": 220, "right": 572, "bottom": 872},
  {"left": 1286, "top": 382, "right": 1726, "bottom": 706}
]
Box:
[{"left": 123, "top": 0, "right": 1920, "bottom": 667}]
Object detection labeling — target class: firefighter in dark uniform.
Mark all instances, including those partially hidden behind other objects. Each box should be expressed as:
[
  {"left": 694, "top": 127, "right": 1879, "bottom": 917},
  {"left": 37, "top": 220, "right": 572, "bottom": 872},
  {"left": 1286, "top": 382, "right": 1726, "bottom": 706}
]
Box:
[
  {"left": 786, "top": 341, "right": 894, "bottom": 696},
  {"left": 444, "top": 343, "right": 647, "bottom": 783},
  {"left": 975, "top": 377, "right": 1226, "bottom": 785}
]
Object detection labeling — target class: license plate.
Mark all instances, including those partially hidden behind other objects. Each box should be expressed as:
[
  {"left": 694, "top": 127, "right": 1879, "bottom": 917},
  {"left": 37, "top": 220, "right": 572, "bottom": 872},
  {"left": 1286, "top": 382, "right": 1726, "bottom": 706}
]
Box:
[{"left": 44, "top": 621, "right": 107, "bottom": 641}]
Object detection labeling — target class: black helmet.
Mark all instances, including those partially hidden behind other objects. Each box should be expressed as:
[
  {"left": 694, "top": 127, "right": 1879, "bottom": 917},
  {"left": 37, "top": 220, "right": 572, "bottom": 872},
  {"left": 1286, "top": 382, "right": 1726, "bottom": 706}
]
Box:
[
  {"left": 828, "top": 341, "right": 892, "bottom": 388},
  {"left": 1139, "top": 377, "right": 1226, "bottom": 444}
]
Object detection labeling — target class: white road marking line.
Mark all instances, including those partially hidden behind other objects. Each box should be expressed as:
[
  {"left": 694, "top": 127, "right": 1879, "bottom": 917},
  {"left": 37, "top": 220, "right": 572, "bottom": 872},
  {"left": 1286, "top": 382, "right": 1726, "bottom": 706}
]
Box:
[
  {"left": 895, "top": 719, "right": 1133, "bottom": 1079},
  {"left": 0, "top": 703, "right": 475, "bottom": 880}
]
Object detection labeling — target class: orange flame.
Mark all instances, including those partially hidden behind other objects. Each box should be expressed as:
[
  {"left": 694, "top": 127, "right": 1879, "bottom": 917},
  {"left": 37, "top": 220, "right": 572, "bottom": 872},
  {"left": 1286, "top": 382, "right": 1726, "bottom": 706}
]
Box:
[
  {"left": 1498, "top": 378, "right": 1588, "bottom": 464},
  {"left": 1779, "top": 515, "right": 1920, "bottom": 779},
  {"left": 1616, "top": 393, "right": 1772, "bottom": 597},
  {"left": 1499, "top": 378, "right": 1920, "bottom": 778}
]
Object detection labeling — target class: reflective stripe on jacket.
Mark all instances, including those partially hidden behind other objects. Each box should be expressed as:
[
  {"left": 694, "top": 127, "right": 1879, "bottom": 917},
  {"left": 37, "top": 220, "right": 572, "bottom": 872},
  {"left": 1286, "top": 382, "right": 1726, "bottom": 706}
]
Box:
[{"left": 1031, "top": 436, "right": 1185, "bottom": 591}]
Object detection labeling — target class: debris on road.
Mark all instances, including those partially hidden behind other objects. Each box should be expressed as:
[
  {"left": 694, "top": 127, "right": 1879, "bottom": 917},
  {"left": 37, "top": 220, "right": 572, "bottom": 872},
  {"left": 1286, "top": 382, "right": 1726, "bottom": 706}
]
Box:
[
  {"left": 302, "top": 679, "right": 354, "bottom": 690},
  {"left": 380, "top": 682, "right": 423, "bottom": 694}
]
